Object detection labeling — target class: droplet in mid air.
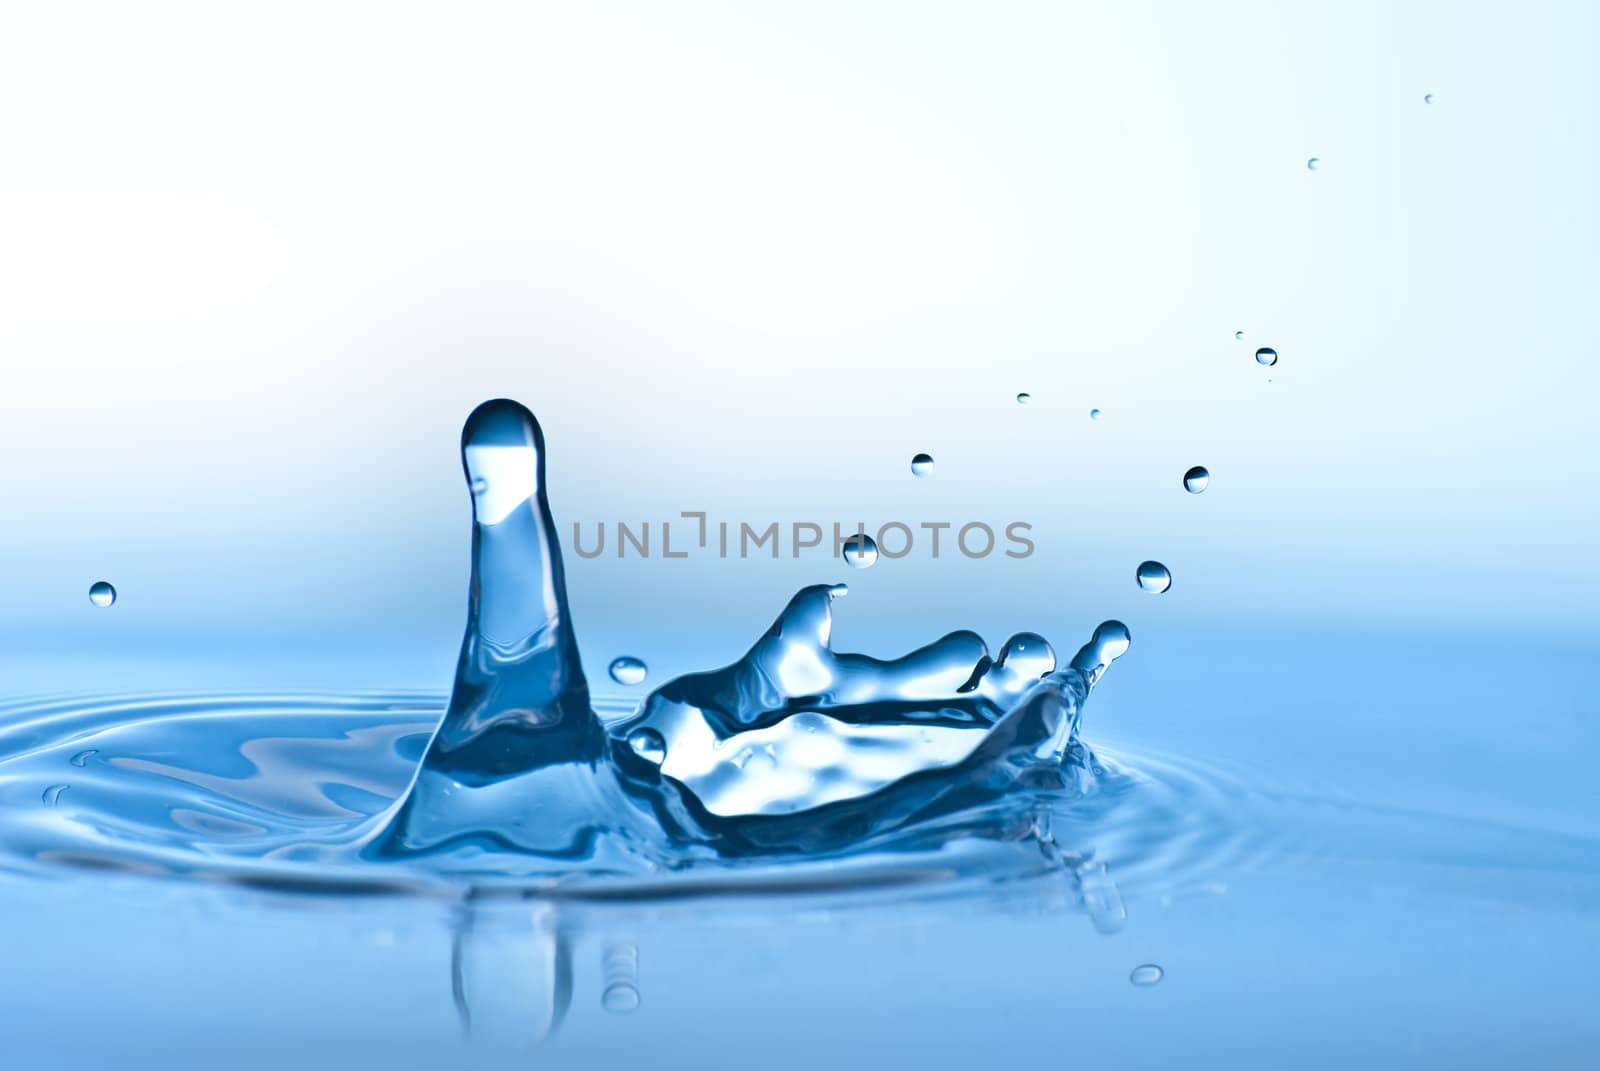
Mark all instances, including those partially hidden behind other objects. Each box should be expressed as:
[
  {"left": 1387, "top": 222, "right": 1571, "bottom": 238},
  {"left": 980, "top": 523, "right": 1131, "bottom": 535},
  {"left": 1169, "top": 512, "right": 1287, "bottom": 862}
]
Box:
[
  {"left": 841, "top": 533, "right": 879, "bottom": 569},
  {"left": 910, "top": 453, "right": 934, "bottom": 478},
  {"left": 1255, "top": 347, "right": 1278, "bottom": 367},
  {"left": 1135, "top": 561, "right": 1172, "bottom": 594},
  {"left": 1182, "top": 466, "right": 1210, "bottom": 494},
  {"left": 88, "top": 581, "right": 116, "bottom": 608},
  {"left": 1234, "top": 330, "right": 1244, "bottom": 340},
  {"left": 1130, "top": 964, "right": 1165, "bottom": 987},
  {"left": 627, "top": 728, "right": 667, "bottom": 765},
  {"left": 609, "top": 656, "right": 648, "bottom": 686},
  {"left": 1089, "top": 408, "right": 1102, "bottom": 421},
  {"left": 1307, "top": 157, "right": 1320, "bottom": 170},
  {"left": 1016, "top": 392, "right": 1032, "bottom": 405},
  {"left": 1424, "top": 93, "right": 1434, "bottom": 104}
]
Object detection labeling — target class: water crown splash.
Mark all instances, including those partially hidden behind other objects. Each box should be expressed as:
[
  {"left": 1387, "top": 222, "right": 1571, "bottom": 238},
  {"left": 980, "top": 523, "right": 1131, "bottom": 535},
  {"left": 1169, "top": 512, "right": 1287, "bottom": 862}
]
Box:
[{"left": 378, "top": 399, "right": 1131, "bottom": 871}]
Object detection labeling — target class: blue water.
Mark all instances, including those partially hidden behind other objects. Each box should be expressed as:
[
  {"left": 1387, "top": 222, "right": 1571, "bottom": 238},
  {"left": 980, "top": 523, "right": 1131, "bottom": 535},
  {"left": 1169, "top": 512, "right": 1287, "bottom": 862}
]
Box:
[
  {"left": 4, "top": 3, "right": 1600, "bottom": 1066},
  {"left": 3, "top": 399, "right": 1598, "bottom": 1069}
]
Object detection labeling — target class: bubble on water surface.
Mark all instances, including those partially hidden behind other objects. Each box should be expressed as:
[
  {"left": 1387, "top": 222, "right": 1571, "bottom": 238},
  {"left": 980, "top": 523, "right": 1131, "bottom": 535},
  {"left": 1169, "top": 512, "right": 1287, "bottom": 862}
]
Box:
[
  {"left": 1183, "top": 466, "right": 1210, "bottom": 494},
  {"left": 88, "top": 581, "right": 116, "bottom": 607},
  {"left": 910, "top": 453, "right": 934, "bottom": 477},
  {"left": 609, "top": 657, "right": 648, "bottom": 686},
  {"left": 1130, "top": 964, "right": 1165, "bottom": 987},
  {"left": 1136, "top": 561, "right": 1172, "bottom": 594}
]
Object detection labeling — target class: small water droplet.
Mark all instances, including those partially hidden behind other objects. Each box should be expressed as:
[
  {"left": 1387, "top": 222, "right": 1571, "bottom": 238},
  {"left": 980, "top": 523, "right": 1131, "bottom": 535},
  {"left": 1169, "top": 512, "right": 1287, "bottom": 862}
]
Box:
[
  {"left": 1016, "top": 392, "right": 1032, "bottom": 405},
  {"left": 627, "top": 728, "right": 667, "bottom": 765},
  {"left": 602, "top": 942, "right": 641, "bottom": 1013},
  {"left": 910, "top": 453, "right": 934, "bottom": 478},
  {"left": 602, "top": 983, "right": 641, "bottom": 1013},
  {"left": 88, "top": 581, "right": 116, "bottom": 608},
  {"left": 42, "top": 784, "right": 69, "bottom": 806},
  {"left": 1136, "top": 561, "right": 1172, "bottom": 594},
  {"left": 1089, "top": 408, "right": 1102, "bottom": 421},
  {"left": 841, "top": 533, "right": 879, "bottom": 569},
  {"left": 1130, "top": 964, "right": 1165, "bottom": 987},
  {"left": 469, "top": 477, "right": 488, "bottom": 495},
  {"left": 1424, "top": 93, "right": 1434, "bottom": 104},
  {"left": 609, "top": 656, "right": 648, "bottom": 686},
  {"left": 69, "top": 749, "right": 98, "bottom": 768},
  {"left": 1255, "top": 347, "right": 1278, "bottom": 367},
  {"left": 1235, "top": 330, "right": 1244, "bottom": 340},
  {"left": 1182, "top": 466, "right": 1210, "bottom": 494},
  {"left": 1307, "top": 156, "right": 1320, "bottom": 170}
]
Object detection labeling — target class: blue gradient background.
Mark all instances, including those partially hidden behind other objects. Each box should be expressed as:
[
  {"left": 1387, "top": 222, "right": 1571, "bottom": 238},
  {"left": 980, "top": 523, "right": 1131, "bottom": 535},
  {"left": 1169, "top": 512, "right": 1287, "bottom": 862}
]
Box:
[{"left": 1, "top": 2, "right": 1597, "bottom": 1067}]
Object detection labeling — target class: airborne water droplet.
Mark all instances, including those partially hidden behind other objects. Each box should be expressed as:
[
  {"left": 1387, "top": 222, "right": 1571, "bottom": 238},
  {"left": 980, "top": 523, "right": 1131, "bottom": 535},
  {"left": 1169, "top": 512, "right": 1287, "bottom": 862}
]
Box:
[
  {"left": 841, "top": 533, "right": 879, "bottom": 569},
  {"left": 1255, "top": 347, "right": 1278, "bottom": 366},
  {"left": 609, "top": 656, "right": 648, "bottom": 686},
  {"left": 1089, "top": 408, "right": 1102, "bottom": 421},
  {"left": 1016, "top": 392, "right": 1031, "bottom": 405},
  {"left": 88, "top": 581, "right": 116, "bottom": 607},
  {"left": 1136, "top": 561, "right": 1172, "bottom": 594},
  {"left": 627, "top": 728, "right": 667, "bottom": 765},
  {"left": 910, "top": 453, "right": 934, "bottom": 478},
  {"left": 1424, "top": 93, "right": 1434, "bottom": 104},
  {"left": 1130, "top": 964, "right": 1165, "bottom": 987},
  {"left": 1235, "top": 330, "right": 1244, "bottom": 340},
  {"left": 1182, "top": 466, "right": 1210, "bottom": 494},
  {"left": 1307, "top": 157, "right": 1320, "bottom": 170}
]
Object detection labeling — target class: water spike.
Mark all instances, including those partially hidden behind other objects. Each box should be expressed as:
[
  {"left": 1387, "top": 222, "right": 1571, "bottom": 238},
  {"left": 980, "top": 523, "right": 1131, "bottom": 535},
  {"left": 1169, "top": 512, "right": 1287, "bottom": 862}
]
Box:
[{"left": 419, "top": 399, "right": 603, "bottom": 783}]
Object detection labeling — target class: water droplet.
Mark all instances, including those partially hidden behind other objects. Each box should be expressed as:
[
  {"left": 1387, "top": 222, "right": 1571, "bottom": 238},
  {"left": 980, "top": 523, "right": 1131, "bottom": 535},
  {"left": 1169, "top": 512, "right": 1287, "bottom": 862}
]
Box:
[
  {"left": 1424, "top": 93, "right": 1434, "bottom": 104},
  {"left": 1135, "top": 561, "right": 1172, "bottom": 594},
  {"left": 1089, "top": 408, "right": 1102, "bottom": 421},
  {"left": 602, "top": 942, "right": 641, "bottom": 1013},
  {"left": 1016, "top": 392, "right": 1032, "bottom": 405},
  {"left": 69, "top": 749, "right": 98, "bottom": 768},
  {"left": 469, "top": 476, "right": 488, "bottom": 495},
  {"left": 1307, "top": 157, "right": 1320, "bottom": 170},
  {"left": 609, "top": 656, "right": 648, "bottom": 686},
  {"left": 1130, "top": 964, "right": 1165, "bottom": 987},
  {"left": 88, "top": 581, "right": 116, "bottom": 608},
  {"left": 841, "top": 533, "right": 879, "bottom": 569},
  {"left": 627, "top": 728, "right": 667, "bottom": 765},
  {"left": 910, "top": 453, "right": 934, "bottom": 478},
  {"left": 42, "top": 784, "right": 69, "bottom": 806},
  {"left": 1182, "top": 466, "right": 1210, "bottom": 494},
  {"left": 1255, "top": 347, "right": 1278, "bottom": 366},
  {"left": 1234, "top": 330, "right": 1244, "bottom": 340},
  {"left": 602, "top": 983, "right": 641, "bottom": 1013}
]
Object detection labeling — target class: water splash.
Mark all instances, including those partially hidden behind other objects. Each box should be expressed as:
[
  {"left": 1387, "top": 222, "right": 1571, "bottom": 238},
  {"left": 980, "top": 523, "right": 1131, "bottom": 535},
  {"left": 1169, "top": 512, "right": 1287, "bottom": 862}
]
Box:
[
  {"left": 375, "top": 399, "right": 1129, "bottom": 868},
  {"left": 2, "top": 399, "right": 1134, "bottom": 895}
]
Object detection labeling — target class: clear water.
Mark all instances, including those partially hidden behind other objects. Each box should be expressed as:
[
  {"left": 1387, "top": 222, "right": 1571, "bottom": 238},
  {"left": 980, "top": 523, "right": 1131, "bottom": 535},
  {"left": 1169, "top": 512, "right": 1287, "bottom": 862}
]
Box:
[{"left": 5, "top": 6, "right": 1600, "bottom": 1068}]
